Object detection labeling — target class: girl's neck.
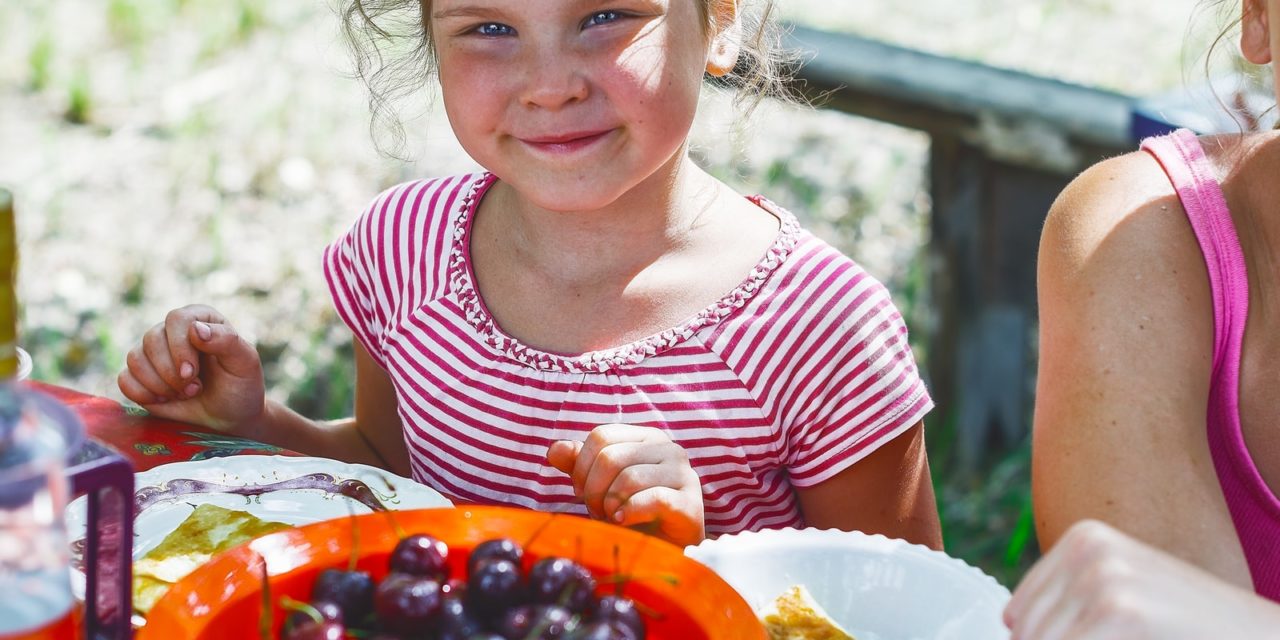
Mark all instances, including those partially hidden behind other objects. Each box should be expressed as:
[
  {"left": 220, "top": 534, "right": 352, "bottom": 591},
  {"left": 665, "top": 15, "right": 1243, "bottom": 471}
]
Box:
[{"left": 482, "top": 154, "right": 725, "bottom": 289}]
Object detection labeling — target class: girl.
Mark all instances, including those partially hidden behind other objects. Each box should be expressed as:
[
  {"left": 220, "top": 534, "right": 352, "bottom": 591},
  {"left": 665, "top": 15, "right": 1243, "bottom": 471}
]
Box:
[
  {"left": 1007, "top": 0, "right": 1280, "bottom": 635},
  {"left": 118, "top": 0, "right": 941, "bottom": 549}
]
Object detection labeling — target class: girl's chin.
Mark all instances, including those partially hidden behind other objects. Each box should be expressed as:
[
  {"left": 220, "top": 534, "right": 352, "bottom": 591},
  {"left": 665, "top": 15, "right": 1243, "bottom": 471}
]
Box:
[{"left": 499, "top": 174, "right": 637, "bottom": 214}]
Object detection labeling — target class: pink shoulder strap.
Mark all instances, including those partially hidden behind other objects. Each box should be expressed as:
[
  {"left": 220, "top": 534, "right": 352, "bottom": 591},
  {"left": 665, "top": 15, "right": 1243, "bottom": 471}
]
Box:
[{"left": 1139, "top": 129, "right": 1248, "bottom": 379}]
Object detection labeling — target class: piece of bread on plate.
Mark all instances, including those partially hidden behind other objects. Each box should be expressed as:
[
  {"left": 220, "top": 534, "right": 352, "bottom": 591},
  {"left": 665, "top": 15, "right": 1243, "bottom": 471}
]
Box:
[{"left": 758, "top": 584, "right": 856, "bottom": 640}]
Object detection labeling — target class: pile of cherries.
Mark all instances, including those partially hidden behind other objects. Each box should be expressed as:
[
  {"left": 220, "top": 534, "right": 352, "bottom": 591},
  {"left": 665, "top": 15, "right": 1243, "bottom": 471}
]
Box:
[{"left": 281, "top": 533, "right": 648, "bottom": 640}]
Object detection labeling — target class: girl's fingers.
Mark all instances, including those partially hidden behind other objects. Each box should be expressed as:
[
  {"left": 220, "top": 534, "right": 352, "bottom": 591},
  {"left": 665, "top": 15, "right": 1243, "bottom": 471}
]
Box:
[
  {"left": 612, "top": 485, "right": 686, "bottom": 527},
  {"left": 600, "top": 463, "right": 676, "bottom": 521},
  {"left": 570, "top": 424, "right": 652, "bottom": 491},
  {"left": 614, "top": 484, "right": 704, "bottom": 546},
  {"left": 187, "top": 320, "right": 260, "bottom": 379},
  {"left": 140, "top": 325, "right": 185, "bottom": 396},
  {"left": 579, "top": 441, "right": 670, "bottom": 518},
  {"left": 117, "top": 368, "right": 165, "bottom": 406},
  {"left": 124, "top": 347, "right": 177, "bottom": 401},
  {"left": 164, "top": 305, "right": 231, "bottom": 383},
  {"left": 546, "top": 440, "right": 582, "bottom": 475}
]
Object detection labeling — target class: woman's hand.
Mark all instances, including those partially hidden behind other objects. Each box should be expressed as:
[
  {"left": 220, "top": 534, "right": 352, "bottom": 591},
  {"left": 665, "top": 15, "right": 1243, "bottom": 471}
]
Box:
[
  {"left": 117, "top": 304, "right": 266, "bottom": 436},
  {"left": 1005, "top": 520, "right": 1280, "bottom": 639},
  {"left": 547, "top": 424, "right": 705, "bottom": 547}
]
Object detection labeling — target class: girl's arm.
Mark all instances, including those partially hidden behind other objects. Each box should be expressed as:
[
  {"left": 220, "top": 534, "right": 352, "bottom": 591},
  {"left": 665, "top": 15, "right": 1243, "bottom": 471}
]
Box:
[
  {"left": 120, "top": 306, "right": 408, "bottom": 473},
  {"left": 1031, "top": 151, "right": 1251, "bottom": 585},
  {"left": 251, "top": 342, "right": 409, "bottom": 475},
  {"left": 794, "top": 421, "right": 942, "bottom": 549}
]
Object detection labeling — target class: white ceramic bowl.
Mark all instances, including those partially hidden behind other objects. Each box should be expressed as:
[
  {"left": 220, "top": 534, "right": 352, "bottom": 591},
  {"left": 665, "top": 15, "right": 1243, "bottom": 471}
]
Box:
[{"left": 686, "top": 528, "right": 1012, "bottom": 640}]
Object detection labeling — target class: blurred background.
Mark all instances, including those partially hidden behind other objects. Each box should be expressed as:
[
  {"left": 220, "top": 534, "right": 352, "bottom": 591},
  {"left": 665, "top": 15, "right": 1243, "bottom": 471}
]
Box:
[{"left": 0, "top": 0, "right": 1255, "bottom": 586}]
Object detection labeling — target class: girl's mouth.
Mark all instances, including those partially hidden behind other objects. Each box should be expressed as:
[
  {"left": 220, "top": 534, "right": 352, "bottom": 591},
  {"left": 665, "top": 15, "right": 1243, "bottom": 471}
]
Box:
[{"left": 518, "top": 129, "right": 615, "bottom": 155}]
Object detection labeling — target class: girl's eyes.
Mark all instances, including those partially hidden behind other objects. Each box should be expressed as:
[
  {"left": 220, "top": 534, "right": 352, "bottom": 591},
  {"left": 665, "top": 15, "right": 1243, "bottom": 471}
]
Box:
[
  {"left": 461, "top": 10, "right": 630, "bottom": 38},
  {"left": 583, "top": 10, "right": 625, "bottom": 28},
  {"left": 472, "top": 22, "right": 515, "bottom": 37}
]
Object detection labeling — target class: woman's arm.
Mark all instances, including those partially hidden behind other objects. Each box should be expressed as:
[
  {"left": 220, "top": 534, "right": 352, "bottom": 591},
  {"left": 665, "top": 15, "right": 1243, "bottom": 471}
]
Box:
[
  {"left": 795, "top": 422, "right": 942, "bottom": 549},
  {"left": 1005, "top": 520, "right": 1280, "bottom": 639},
  {"left": 1031, "top": 151, "right": 1251, "bottom": 585}
]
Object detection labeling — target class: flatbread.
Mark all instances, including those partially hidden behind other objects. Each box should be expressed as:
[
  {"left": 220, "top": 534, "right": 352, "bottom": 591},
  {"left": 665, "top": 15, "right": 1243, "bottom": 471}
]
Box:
[{"left": 131, "top": 503, "right": 291, "bottom": 614}]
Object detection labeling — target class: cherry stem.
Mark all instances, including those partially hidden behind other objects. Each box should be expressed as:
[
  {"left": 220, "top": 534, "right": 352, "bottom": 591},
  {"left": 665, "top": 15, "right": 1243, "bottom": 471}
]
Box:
[
  {"left": 257, "top": 561, "right": 273, "bottom": 640},
  {"left": 279, "top": 596, "right": 323, "bottom": 627}
]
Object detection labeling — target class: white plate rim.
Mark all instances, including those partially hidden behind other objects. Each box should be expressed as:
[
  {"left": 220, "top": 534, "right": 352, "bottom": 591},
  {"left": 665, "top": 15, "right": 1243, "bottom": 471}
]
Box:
[
  {"left": 685, "top": 526, "right": 1011, "bottom": 597},
  {"left": 64, "top": 455, "right": 453, "bottom": 618}
]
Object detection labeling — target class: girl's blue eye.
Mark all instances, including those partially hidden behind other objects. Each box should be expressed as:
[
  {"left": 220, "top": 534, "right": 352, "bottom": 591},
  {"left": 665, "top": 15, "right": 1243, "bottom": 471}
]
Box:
[
  {"left": 584, "top": 11, "right": 623, "bottom": 28},
  {"left": 474, "top": 23, "right": 514, "bottom": 37}
]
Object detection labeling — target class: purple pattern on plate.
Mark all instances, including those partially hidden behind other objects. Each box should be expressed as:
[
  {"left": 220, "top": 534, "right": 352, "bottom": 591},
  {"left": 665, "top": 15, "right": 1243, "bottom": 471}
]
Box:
[{"left": 133, "top": 472, "right": 394, "bottom": 513}]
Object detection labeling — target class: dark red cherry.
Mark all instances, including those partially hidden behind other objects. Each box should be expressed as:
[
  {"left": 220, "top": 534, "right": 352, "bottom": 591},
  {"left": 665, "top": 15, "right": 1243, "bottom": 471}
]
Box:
[
  {"left": 468, "top": 538, "right": 524, "bottom": 577},
  {"left": 466, "top": 557, "right": 527, "bottom": 618},
  {"left": 310, "top": 569, "right": 374, "bottom": 622},
  {"left": 592, "top": 595, "right": 644, "bottom": 636},
  {"left": 281, "top": 620, "right": 345, "bottom": 640},
  {"left": 389, "top": 533, "right": 450, "bottom": 580},
  {"left": 373, "top": 573, "right": 443, "bottom": 634},
  {"left": 528, "top": 557, "right": 596, "bottom": 613}
]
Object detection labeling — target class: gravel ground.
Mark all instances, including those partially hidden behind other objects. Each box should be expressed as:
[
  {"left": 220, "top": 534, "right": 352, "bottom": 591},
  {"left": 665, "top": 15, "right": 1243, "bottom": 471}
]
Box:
[{"left": 0, "top": 0, "right": 1248, "bottom": 588}]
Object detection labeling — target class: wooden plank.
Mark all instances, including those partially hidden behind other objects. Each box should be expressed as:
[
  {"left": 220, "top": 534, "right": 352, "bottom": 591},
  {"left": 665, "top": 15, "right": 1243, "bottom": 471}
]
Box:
[
  {"left": 784, "top": 25, "right": 1136, "bottom": 172},
  {"left": 775, "top": 26, "right": 1132, "bottom": 467}
]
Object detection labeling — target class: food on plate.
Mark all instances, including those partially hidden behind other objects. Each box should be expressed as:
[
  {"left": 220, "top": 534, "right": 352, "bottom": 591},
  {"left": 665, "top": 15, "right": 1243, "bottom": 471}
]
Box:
[
  {"left": 278, "top": 532, "right": 648, "bottom": 639},
  {"left": 131, "top": 503, "right": 291, "bottom": 614},
  {"left": 758, "top": 585, "right": 855, "bottom": 640}
]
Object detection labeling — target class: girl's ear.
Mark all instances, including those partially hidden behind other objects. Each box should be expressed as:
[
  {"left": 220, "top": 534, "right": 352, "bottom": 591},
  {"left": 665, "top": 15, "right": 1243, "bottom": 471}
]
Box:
[
  {"left": 706, "top": 0, "right": 742, "bottom": 77},
  {"left": 1241, "top": 0, "right": 1273, "bottom": 64}
]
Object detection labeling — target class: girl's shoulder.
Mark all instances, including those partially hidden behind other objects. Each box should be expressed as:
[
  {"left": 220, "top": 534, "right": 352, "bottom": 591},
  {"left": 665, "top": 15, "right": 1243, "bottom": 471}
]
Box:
[{"left": 353, "top": 172, "right": 490, "bottom": 228}]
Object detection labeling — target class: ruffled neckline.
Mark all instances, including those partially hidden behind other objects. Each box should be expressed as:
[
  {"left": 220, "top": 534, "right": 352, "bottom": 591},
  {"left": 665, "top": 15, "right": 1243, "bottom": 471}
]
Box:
[{"left": 447, "top": 172, "right": 801, "bottom": 373}]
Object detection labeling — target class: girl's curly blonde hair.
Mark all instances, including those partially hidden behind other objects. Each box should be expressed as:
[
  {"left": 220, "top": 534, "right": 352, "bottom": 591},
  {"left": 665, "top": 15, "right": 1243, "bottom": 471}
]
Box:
[{"left": 337, "top": 0, "right": 795, "bottom": 157}]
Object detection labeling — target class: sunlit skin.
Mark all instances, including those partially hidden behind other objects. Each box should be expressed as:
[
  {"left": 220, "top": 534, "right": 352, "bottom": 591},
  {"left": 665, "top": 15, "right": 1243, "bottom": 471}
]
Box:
[
  {"left": 1005, "top": 0, "right": 1280, "bottom": 637},
  {"left": 117, "top": 0, "right": 943, "bottom": 550},
  {"left": 432, "top": 0, "right": 709, "bottom": 215}
]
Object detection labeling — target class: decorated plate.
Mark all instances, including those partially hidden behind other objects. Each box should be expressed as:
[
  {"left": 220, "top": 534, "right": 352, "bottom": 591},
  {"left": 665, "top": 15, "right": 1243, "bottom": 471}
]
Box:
[
  {"left": 686, "top": 528, "right": 1012, "bottom": 640},
  {"left": 64, "top": 455, "right": 452, "bottom": 623}
]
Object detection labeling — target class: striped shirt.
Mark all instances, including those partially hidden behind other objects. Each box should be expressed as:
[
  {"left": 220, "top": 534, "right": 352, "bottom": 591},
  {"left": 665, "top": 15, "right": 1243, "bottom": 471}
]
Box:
[{"left": 323, "top": 172, "right": 932, "bottom": 536}]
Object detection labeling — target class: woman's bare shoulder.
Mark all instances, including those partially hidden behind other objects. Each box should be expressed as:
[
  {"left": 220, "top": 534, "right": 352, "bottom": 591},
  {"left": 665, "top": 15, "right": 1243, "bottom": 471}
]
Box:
[
  {"left": 1042, "top": 150, "right": 1184, "bottom": 263},
  {"left": 1032, "top": 151, "right": 1229, "bottom": 564}
]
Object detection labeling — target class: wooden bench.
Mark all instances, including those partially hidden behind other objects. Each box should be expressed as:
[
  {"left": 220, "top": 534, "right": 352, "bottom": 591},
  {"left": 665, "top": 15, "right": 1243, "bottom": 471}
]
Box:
[{"left": 784, "top": 25, "right": 1140, "bottom": 469}]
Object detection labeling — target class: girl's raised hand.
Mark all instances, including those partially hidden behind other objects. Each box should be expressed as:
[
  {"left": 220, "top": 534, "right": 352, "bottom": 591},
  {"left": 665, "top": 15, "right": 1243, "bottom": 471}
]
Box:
[
  {"left": 1004, "top": 520, "right": 1280, "bottom": 639},
  {"left": 547, "top": 424, "right": 705, "bottom": 547},
  {"left": 117, "top": 304, "right": 266, "bottom": 436}
]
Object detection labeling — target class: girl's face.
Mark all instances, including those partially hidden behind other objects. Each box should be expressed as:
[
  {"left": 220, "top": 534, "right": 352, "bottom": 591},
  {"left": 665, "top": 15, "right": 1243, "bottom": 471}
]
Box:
[{"left": 430, "top": 0, "right": 726, "bottom": 212}]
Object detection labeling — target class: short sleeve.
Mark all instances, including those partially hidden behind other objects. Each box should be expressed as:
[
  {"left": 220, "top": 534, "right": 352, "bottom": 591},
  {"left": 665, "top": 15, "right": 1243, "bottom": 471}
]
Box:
[
  {"left": 780, "top": 274, "right": 933, "bottom": 488},
  {"left": 323, "top": 204, "right": 388, "bottom": 371}
]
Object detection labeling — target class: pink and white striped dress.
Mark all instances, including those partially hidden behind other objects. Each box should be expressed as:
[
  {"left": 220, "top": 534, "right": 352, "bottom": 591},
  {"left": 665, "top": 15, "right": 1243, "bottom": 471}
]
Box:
[{"left": 323, "top": 172, "right": 932, "bottom": 536}]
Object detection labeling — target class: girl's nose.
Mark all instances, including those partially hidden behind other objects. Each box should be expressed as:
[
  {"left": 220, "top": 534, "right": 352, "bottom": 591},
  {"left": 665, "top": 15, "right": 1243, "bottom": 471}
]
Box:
[{"left": 518, "top": 48, "right": 589, "bottom": 110}]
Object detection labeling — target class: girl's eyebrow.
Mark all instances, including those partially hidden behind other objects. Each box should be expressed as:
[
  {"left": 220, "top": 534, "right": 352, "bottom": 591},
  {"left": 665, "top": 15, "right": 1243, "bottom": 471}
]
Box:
[{"left": 431, "top": 5, "right": 506, "bottom": 20}]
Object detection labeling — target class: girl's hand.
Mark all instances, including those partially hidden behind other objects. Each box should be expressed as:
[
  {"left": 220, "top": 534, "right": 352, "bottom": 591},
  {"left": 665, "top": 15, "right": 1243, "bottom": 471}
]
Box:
[
  {"left": 547, "top": 424, "right": 705, "bottom": 547},
  {"left": 117, "top": 304, "right": 266, "bottom": 436},
  {"left": 1004, "top": 520, "right": 1280, "bottom": 639}
]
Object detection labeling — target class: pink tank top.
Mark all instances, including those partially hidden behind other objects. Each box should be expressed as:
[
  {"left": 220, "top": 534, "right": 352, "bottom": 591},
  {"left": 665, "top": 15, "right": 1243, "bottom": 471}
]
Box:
[{"left": 1142, "top": 129, "right": 1280, "bottom": 600}]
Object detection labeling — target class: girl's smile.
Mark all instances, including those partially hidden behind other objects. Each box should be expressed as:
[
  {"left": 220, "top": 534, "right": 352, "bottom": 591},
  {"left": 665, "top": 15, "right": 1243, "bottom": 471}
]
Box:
[{"left": 515, "top": 128, "right": 619, "bottom": 158}]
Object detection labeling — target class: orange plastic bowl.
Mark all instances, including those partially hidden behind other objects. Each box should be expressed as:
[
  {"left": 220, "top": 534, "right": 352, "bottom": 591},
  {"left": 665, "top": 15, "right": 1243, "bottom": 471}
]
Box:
[{"left": 137, "top": 506, "right": 766, "bottom": 640}]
